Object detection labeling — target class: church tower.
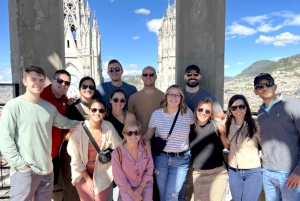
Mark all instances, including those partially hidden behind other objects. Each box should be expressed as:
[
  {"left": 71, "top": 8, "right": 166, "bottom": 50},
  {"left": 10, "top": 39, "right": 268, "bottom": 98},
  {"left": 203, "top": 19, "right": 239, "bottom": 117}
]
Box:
[
  {"left": 63, "top": 0, "right": 103, "bottom": 97},
  {"left": 157, "top": 0, "right": 176, "bottom": 93}
]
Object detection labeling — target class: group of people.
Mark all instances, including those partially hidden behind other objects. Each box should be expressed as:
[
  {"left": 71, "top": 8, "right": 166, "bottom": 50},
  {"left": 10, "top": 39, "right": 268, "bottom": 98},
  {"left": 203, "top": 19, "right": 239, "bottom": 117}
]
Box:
[{"left": 0, "top": 59, "right": 299, "bottom": 201}]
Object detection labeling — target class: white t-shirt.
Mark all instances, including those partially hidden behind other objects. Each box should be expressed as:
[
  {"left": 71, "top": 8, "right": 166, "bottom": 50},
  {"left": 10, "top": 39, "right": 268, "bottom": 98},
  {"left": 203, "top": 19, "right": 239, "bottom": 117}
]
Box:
[{"left": 148, "top": 108, "right": 194, "bottom": 153}]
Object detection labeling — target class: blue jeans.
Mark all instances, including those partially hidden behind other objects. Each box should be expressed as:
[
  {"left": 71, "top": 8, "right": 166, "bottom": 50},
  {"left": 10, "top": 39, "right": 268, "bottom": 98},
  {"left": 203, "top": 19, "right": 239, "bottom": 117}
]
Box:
[
  {"left": 263, "top": 168, "right": 300, "bottom": 201},
  {"left": 228, "top": 166, "right": 262, "bottom": 201},
  {"left": 154, "top": 151, "right": 190, "bottom": 201}
]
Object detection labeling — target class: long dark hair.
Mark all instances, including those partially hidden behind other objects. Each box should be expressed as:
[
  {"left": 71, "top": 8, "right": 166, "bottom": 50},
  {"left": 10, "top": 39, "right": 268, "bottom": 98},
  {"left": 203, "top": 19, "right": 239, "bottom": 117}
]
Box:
[
  {"left": 225, "top": 94, "right": 257, "bottom": 141},
  {"left": 79, "top": 76, "right": 101, "bottom": 99}
]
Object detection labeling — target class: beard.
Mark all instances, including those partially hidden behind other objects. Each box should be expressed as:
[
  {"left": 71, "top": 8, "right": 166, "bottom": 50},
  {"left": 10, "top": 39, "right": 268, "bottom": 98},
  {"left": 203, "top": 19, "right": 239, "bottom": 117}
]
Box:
[{"left": 186, "top": 78, "right": 200, "bottom": 88}]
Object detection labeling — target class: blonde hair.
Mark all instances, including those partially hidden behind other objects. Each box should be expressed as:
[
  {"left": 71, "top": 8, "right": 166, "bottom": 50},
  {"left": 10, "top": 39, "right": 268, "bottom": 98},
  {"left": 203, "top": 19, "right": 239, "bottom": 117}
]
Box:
[
  {"left": 122, "top": 121, "right": 142, "bottom": 141},
  {"left": 160, "top": 85, "right": 188, "bottom": 115},
  {"left": 194, "top": 98, "right": 214, "bottom": 121}
]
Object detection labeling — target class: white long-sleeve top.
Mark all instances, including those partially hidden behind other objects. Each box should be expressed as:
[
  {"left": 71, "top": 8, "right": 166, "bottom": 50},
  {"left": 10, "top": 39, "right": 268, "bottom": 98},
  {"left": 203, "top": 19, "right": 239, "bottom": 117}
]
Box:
[{"left": 67, "top": 119, "right": 122, "bottom": 195}]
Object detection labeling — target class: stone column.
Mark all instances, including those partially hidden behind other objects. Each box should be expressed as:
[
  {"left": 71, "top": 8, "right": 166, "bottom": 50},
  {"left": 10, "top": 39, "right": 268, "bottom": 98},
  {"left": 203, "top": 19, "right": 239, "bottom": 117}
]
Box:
[
  {"left": 8, "top": 0, "right": 65, "bottom": 94},
  {"left": 176, "top": 0, "right": 225, "bottom": 107}
]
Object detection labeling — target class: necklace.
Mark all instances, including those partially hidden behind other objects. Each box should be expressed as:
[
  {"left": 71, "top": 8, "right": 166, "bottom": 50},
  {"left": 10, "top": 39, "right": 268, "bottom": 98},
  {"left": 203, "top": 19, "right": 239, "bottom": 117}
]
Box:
[{"left": 186, "top": 88, "right": 199, "bottom": 99}]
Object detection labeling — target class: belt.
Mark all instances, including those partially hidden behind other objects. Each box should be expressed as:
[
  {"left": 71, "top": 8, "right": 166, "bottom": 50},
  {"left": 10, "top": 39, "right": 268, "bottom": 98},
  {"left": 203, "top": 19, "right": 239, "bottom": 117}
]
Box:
[{"left": 162, "top": 149, "right": 189, "bottom": 157}]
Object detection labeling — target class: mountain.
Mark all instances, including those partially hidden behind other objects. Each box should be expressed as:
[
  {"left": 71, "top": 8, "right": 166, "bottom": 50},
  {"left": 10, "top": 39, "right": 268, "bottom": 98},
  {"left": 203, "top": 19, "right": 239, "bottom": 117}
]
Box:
[{"left": 235, "top": 53, "right": 300, "bottom": 78}]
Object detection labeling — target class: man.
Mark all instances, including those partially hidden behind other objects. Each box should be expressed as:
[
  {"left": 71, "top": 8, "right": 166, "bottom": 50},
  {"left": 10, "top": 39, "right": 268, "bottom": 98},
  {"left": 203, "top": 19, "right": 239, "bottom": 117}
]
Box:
[
  {"left": 97, "top": 59, "right": 137, "bottom": 110},
  {"left": 254, "top": 73, "right": 300, "bottom": 200},
  {"left": 128, "top": 67, "right": 163, "bottom": 201},
  {"left": 183, "top": 64, "right": 224, "bottom": 118},
  {"left": 40, "top": 70, "right": 79, "bottom": 200},
  {"left": 0, "top": 66, "right": 79, "bottom": 201},
  {"left": 128, "top": 66, "right": 164, "bottom": 134}
]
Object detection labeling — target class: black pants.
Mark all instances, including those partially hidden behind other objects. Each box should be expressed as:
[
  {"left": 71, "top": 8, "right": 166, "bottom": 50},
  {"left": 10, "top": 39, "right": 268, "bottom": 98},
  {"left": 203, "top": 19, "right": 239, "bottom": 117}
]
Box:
[{"left": 52, "top": 156, "right": 61, "bottom": 185}]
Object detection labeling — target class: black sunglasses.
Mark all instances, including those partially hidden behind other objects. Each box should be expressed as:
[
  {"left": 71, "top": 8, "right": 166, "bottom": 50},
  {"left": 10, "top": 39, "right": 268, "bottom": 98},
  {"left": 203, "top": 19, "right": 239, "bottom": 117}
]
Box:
[
  {"left": 186, "top": 72, "right": 200, "bottom": 77},
  {"left": 197, "top": 108, "right": 211, "bottom": 115},
  {"left": 108, "top": 67, "right": 122, "bottom": 73},
  {"left": 230, "top": 104, "right": 246, "bottom": 111},
  {"left": 142, "top": 73, "right": 155, "bottom": 77},
  {"left": 125, "top": 130, "right": 141, "bottom": 136},
  {"left": 90, "top": 108, "right": 106, "bottom": 114},
  {"left": 81, "top": 84, "right": 95, "bottom": 90},
  {"left": 112, "top": 97, "right": 126, "bottom": 103},
  {"left": 255, "top": 81, "right": 274, "bottom": 90},
  {"left": 55, "top": 78, "right": 71, "bottom": 86}
]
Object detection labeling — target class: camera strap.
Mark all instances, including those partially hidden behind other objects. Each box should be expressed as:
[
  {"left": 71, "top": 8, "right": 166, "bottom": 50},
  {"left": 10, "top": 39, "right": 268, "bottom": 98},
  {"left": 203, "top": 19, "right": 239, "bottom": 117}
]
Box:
[
  {"left": 82, "top": 122, "right": 101, "bottom": 154},
  {"left": 166, "top": 109, "right": 180, "bottom": 141}
]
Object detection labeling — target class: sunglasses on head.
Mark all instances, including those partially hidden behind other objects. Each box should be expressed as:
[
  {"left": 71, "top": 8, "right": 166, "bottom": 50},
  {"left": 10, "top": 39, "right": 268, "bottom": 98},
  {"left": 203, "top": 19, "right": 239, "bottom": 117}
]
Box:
[
  {"left": 197, "top": 108, "right": 211, "bottom": 114},
  {"left": 108, "top": 67, "right": 121, "bottom": 73},
  {"left": 55, "top": 78, "right": 71, "bottom": 86},
  {"left": 255, "top": 81, "right": 274, "bottom": 90},
  {"left": 142, "top": 73, "right": 155, "bottom": 77},
  {"left": 81, "top": 84, "right": 95, "bottom": 90},
  {"left": 230, "top": 104, "right": 246, "bottom": 111},
  {"left": 186, "top": 72, "right": 200, "bottom": 77},
  {"left": 112, "top": 97, "right": 126, "bottom": 103},
  {"left": 90, "top": 108, "right": 106, "bottom": 114},
  {"left": 125, "top": 130, "right": 141, "bottom": 136}
]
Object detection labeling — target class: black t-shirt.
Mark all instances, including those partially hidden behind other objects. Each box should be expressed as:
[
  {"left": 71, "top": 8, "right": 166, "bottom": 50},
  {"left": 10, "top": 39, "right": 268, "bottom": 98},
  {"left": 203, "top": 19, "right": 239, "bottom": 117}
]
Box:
[
  {"left": 104, "top": 109, "right": 124, "bottom": 139},
  {"left": 66, "top": 100, "right": 88, "bottom": 121},
  {"left": 189, "top": 121, "right": 224, "bottom": 170}
]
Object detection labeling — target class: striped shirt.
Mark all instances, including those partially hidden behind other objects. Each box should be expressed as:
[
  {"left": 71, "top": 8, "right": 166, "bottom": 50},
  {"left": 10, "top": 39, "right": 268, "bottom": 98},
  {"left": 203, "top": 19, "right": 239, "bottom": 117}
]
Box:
[{"left": 149, "top": 108, "right": 194, "bottom": 153}]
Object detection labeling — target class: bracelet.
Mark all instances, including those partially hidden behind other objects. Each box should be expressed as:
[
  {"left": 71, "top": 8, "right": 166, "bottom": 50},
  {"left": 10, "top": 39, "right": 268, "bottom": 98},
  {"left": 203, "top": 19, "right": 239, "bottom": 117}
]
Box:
[{"left": 139, "top": 185, "right": 144, "bottom": 189}]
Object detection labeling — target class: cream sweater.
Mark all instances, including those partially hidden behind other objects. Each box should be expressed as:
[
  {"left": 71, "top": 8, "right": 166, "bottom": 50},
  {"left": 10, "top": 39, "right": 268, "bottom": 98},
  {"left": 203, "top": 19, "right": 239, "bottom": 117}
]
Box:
[{"left": 67, "top": 120, "right": 122, "bottom": 195}]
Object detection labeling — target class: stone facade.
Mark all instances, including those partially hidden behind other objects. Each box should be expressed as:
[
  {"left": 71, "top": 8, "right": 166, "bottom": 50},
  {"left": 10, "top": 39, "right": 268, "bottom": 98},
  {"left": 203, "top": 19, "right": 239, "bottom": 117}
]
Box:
[
  {"left": 157, "top": 0, "right": 176, "bottom": 93},
  {"left": 63, "top": 0, "right": 103, "bottom": 97}
]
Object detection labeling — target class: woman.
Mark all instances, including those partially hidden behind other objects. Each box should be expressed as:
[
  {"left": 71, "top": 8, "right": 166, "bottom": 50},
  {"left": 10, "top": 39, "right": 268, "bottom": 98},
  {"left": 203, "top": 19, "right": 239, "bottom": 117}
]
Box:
[
  {"left": 105, "top": 89, "right": 136, "bottom": 139},
  {"left": 225, "top": 94, "right": 262, "bottom": 201},
  {"left": 67, "top": 98, "right": 122, "bottom": 201},
  {"left": 189, "top": 98, "right": 228, "bottom": 201},
  {"left": 112, "top": 121, "right": 154, "bottom": 201},
  {"left": 144, "top": 84, "right": 193, "bottom": 201},
  {"left": 61, "top": 76, "right": 99, "bottom": 200}
]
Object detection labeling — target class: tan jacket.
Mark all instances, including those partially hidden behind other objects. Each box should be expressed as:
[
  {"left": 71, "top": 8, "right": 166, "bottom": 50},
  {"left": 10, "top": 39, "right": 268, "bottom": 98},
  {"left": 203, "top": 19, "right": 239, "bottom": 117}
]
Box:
[
  {"left": 228, "top": 119, "right": 261, "bottom": 169},
  {"left": 67, "top": 120, "right": 122, "bottom": 195}
]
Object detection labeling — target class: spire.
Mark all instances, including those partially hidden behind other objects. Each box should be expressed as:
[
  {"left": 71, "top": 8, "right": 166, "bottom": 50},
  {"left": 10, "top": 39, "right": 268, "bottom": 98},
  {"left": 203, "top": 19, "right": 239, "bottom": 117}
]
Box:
[
  {"left": 168, "top": 0, "right": 170, "bottom": 9},
  {"left": 93, "top": 11, "right": 97, "bottom": 27}
]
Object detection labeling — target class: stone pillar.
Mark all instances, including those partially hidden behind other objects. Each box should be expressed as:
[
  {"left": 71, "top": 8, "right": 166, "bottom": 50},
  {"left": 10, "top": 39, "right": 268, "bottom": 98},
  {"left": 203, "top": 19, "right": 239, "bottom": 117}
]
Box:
[
  {"left": 8, "top": 0, "right": 65, "bottom": 94},
  {"left": 176, "top": 0, "right": 225, "bottom": 107}
]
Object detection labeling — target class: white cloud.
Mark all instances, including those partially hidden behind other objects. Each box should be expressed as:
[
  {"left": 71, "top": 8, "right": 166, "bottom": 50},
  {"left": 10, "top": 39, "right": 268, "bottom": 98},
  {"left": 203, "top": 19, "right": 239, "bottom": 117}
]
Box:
[
  {"left": 255, "top": 32, "right": 300, "bottom": 46},
  {"left": 128, "top": 64, "right": 138, "bottom": 68},
  {"left": 146, "top": 19, "right": 162, "bottom": 35},
  {"left": 270, "top": 56, "right": 285, "bottom": 61},
  {"left": 235, "top": 62, "right": 244, "bottom": 66},
  {"left": 284, "top": 14, "right": 300, "bottom": 26},
  {"left": 132, "top": 35, "right": 140, "bottom": 40},
  {"left": 257, "top": 24, "right": 282, "bottom": 33},
  {"left": 111, "top": 0, "right": 114, "bottom": 2},
  {"left": 241, "top": 15, "right": 268, "bottom": 25},
  {"left": 134, "top": 8, "right": 150, "bottom": 15},
  {"left": 224, "top": 65, "right": 230, "bottom": 69},
  {"left": 226, "top": 23, "right": 257, "bottom": 36},
  {"left": 123, "top": 69, "right": 142, "bottom": 76},
  {"left": 272, "top": 11, "right": 295, "bottom": 18}
]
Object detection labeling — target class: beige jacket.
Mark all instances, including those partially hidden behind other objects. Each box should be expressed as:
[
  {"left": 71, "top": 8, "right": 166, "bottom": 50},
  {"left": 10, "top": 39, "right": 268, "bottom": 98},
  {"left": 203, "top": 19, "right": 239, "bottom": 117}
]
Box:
[
  {"left": 67, "top": 120, "right": 122, "bottom": 195},
  {"left": 228, "top": 119, "right": 261, "bottom": 169}
]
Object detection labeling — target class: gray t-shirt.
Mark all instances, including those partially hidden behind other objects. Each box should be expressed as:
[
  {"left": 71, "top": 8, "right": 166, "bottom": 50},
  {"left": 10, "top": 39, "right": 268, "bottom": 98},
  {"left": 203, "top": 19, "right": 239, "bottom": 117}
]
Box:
[{"left": 183, "top": 88, "right": 223, "bottom": 114}]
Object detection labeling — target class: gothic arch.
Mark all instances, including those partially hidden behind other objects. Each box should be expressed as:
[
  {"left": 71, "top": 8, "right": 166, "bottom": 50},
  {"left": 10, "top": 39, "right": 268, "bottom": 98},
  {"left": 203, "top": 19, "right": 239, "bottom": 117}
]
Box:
[{"left": 66, "top": 62, "right": 82, "bottom": 98}]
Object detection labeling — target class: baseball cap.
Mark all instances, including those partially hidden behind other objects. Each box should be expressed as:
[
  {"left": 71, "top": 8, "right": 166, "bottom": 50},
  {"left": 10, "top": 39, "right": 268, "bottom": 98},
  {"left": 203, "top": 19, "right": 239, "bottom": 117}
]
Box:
[
  {"left": 185, "top": 65, "right": 201, "bottom": 73},
  {"left": 254, "top": 73, "right": 274, "bottom": 86}
]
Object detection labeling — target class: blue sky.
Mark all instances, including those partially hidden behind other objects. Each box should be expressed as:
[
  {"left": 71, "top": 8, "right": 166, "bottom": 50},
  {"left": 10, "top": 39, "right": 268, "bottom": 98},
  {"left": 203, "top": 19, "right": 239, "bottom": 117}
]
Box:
[{"left": 1, "top": 0, "right": 300, "bottom": 82}]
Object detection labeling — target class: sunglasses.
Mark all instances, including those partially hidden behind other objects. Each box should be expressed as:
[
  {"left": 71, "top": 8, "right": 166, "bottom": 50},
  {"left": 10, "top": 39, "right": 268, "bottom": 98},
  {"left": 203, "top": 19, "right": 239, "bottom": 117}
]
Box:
[
  {"left": 142, "top": 73, "right": 155, "bottom": 77},
  {"left": 90, "top": 108, "right": 106, "bottom": 114},
  {"left": 125, "top": 130, "right": 141, "bottom": 136},
  {"left": 186, "top": 72, "right": 200, "bottom": 77},
  {"left": 197, "top": 108, "right": 211, "bottom": 115},
  {"left": 81, "top": 84, "right": 95, "bottom": 90},
  {"left": 55, "top": 78, "right": 71, "bottom": 86},
  {"left": 112, "top": 97, "right": 126, "bottom": 103},
  {"left": 168, "top": 93, "right": 181, "bottom": 99},
  {"left": 255, "top": 81, "right": 274, "bottom": 90},
  {"left": 108, "top": 67, "right": 122, "bottom": 73},
  {"left": 230, "top": 104, "right": 246, "bottom": 111}
]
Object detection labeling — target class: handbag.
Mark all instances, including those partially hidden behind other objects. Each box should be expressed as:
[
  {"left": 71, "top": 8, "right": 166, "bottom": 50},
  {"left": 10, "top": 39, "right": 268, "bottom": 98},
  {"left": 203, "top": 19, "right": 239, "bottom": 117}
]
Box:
[
  {"left": 82, "top": 122, "right": 113, "bottom": 164},
  {"left": 152, "top": 109, "right": 180, "bottom": 156}
]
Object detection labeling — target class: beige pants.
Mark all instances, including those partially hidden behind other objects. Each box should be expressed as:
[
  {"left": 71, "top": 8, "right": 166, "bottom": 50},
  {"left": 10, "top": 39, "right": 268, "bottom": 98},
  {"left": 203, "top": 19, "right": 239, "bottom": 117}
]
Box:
[{"left": 193, "top": 166, "right": 228, "bottom": 201}]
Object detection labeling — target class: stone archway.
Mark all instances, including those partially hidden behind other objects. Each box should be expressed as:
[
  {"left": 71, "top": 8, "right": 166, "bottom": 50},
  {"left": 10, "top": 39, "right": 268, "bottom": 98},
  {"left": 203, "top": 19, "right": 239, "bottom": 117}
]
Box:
[{"left": 66, "top": 62, "right": 82, "bottom": 98}]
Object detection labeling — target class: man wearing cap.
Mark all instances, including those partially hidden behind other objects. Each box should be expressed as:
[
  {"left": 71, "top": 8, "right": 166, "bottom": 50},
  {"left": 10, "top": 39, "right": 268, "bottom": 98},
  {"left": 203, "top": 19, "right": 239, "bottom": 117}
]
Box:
[
  {"left": 254, "top": 73, "right": 300, "bottom": 200},
  {"left": 183, "top": 64, "right": 224, "bottom": 118}
]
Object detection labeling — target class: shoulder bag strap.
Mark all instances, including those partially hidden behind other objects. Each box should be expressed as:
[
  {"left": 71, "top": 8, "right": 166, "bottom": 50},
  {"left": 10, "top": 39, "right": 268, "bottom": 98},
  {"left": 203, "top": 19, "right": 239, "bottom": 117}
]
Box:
[
  {"left": 166, "top": 109, "right": 180, "bottom": 140},
  {"left": 116, "top": 146, "right": 122, "bottom": 164},
  {"left": 229, "top": 122, "right": 244, "bottom": 143},
  {"left": 212, "top": 121, "right": 220, "bottom": 137},
  {"left": 82, "top": 122, "right": 101, "bottom": 154}
]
